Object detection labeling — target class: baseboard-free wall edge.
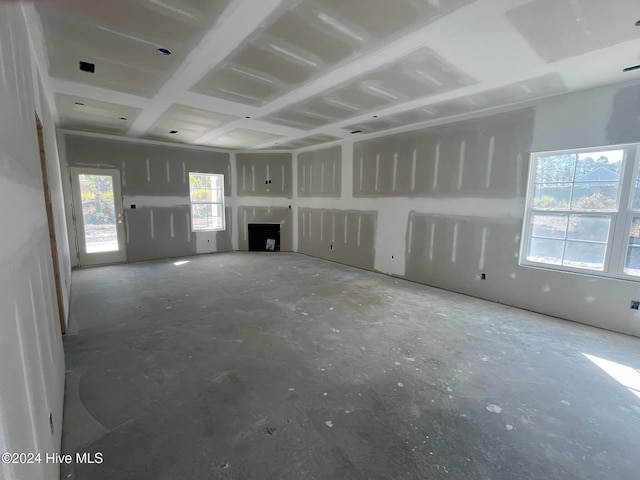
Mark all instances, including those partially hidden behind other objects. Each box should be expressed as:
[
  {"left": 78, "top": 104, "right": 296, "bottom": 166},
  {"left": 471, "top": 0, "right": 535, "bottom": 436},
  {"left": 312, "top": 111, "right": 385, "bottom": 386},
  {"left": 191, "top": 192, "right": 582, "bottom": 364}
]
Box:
[{"left": 291, "top": 251, "right": 640, "bottom": 340}]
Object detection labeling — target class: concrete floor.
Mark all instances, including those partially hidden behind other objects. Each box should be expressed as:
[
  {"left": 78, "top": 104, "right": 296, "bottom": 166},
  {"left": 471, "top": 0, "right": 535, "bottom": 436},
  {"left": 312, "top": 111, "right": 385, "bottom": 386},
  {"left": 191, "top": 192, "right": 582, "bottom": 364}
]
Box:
[{"left": 61, "top": 252, "right": 640, "bottom": 480}]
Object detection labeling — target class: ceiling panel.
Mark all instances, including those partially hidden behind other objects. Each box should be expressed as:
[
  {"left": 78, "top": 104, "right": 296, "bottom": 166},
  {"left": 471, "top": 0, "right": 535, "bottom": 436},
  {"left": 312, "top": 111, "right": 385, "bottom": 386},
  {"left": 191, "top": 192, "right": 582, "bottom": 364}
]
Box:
[
  {"left": 277, "top": 134, "right": 342, "bottom": 149},
  {"left": 191, "top": 0, "right": 475, "bottom": 105},
  {"left": 263, "top": 47, "right": 476, "bottom": 130},
  {"left": 145, "top": 105, "right": 238, "bottom": 143},
  {"left": 203, "top": 128, "right": 285, "bottom": 149},
  {"left": 343, "top": 74, "right": 566, "bottom": 134},
  {"left": 507, "top": 0, "right": 639, "bottom": 62},
  {"left": 33, "top": 0, "right": 639, "bottom": 151},
  {"left": 36, "top": 0, "right": 233, "bottom": 97},
  {"left": 56, "top": 94, "right": 142, "bottom": 135}
]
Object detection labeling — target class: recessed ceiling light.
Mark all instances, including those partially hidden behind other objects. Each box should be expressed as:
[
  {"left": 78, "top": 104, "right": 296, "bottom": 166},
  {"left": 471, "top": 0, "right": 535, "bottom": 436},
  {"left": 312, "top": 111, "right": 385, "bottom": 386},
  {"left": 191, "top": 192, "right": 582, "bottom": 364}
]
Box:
[
  {"left": 623, "top": 64, "right": 640, "bottom": 72},
  {"left": 169, "top": 130, "right": 178, "bottom": 134},
  {"left": 157, "top": 47, "right": 171, "bottom": 55}
]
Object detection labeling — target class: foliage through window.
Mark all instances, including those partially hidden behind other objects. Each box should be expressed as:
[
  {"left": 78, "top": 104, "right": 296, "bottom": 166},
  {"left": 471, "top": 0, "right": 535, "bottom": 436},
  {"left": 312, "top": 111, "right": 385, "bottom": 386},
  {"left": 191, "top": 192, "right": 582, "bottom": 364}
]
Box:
[
  {"left": 522, "top": 145, "right": 640, "bottom": 279},
  {"left": 189, "top": 173, "right": 225, "bottom": 231}
]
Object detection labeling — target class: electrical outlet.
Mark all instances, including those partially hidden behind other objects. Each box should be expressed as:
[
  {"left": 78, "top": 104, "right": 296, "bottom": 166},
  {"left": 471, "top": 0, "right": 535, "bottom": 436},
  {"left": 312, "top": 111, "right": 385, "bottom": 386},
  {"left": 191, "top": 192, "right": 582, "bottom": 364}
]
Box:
[
  {"left": 330, "top": 245, "right": 333, "bottom": 250},
  {"left": 481, "top": 273, "right": 486, "bottom": 280},
  {"left": 631, "top": 300, "right": 640, "bottom": 310}
]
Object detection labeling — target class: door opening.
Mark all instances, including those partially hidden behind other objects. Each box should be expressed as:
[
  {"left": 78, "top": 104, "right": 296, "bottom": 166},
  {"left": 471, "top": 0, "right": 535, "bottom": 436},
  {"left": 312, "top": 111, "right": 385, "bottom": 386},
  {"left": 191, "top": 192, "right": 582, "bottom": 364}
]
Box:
[
  {"left": 71, "top": 168, "right": 127, "bottom": 266},
  {"left": 36, "top": 116, "right": 66, "bottom": 334}
]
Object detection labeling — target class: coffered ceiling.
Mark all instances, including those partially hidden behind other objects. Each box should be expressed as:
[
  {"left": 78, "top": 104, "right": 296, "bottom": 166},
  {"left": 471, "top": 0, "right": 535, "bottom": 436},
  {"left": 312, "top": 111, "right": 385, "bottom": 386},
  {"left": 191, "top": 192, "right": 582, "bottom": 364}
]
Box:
[{"left": 25, "top": 0, "right": 640, "bottom": 151}]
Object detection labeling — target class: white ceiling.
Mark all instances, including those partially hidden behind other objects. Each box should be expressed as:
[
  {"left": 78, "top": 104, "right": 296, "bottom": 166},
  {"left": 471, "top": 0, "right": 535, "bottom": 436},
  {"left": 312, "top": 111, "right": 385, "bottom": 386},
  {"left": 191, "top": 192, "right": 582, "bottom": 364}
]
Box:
[{"left": 27, "top": 0, "right": 640, "bottom": 151}]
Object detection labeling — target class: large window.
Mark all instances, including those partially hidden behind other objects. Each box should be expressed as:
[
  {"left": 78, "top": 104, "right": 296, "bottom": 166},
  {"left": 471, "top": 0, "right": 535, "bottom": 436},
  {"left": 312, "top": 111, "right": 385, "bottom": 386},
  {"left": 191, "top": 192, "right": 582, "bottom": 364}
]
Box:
[
  {"left": 521, "top": 144, "right": 640, "bottom": 279},
  {"left": 189, "top": 173, "right": 225, "bottom": 231}
]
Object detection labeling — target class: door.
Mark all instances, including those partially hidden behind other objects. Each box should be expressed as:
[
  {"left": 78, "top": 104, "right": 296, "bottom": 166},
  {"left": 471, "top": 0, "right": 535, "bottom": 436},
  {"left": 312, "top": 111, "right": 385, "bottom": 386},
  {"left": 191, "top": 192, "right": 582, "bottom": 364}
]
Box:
[{"left": 71, "top": 168, "right": 127, "bottom": 266}]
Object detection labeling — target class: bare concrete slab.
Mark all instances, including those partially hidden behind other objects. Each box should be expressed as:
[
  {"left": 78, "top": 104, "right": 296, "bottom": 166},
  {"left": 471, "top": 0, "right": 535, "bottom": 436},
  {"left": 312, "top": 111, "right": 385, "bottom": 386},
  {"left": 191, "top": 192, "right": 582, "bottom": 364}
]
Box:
[{"left": 62, "top": 253, "right": 640, "bottom": 480}]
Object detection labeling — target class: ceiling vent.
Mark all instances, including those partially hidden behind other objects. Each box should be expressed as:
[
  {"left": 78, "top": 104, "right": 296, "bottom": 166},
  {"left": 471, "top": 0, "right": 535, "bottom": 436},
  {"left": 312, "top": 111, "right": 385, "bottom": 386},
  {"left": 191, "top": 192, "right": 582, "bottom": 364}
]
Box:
[{"left": 79, "top": 61, "right": 95, "bottom": 73}]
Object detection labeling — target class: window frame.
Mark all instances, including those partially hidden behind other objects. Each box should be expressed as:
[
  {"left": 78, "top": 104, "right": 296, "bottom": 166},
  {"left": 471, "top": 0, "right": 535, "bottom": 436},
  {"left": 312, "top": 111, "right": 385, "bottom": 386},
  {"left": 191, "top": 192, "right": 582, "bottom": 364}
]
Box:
[
  {"left": 188, "top": 172, "right": 226, "bottom": 233},
  {"left": 520, "top": 143, "right": 640, "bottom": 281}
]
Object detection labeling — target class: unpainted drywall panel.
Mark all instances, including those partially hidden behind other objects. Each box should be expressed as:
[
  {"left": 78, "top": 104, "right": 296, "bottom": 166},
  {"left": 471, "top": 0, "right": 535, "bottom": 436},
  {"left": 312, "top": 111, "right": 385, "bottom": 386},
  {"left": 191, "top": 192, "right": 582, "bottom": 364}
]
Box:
[
  {"left": 236, "top": 153, "right": 292, "bottom": 197},
  {"left": 192, "top": 0, "right": 474, "bottom": 105},
  {"left": 298, "top": 146, "right": 342, "bottom": 197},
  {"left": 298, "top": 208, "right": 376, "bottom": 270},
  {"left": 275, "top": 134, "right": 341, "bottom": 150},
  {"left": 403, "top": 211, "right": 640, "bottom": 337},
  {"left": 507, "top": 0, "right": 638, "bottom": 63},
  {"left": 404, "top": 213, "right": 519, "bottom": 297},
  {"left": 65, "top": 135, "right": 232, "bottom": 196},
  {"left": 606, "top": 84, "right": 640, "bottom": 145},
  {"left": 194, "top": 206, "right": 233, "bottom": 254},
  {"left": 55, "top": 93, "right": 142, "bottom": 135},
  {"left": 125, "top": 206, "right": 196, "bottom": 262},
  {"left": 263, "top": 46, "right": 475, "bottom": 130},
  {"left": 237, "top": 206, "right": 293, "bottom": 251},
  {"left": 36, "top": 0, "right": 233, "bottom": 97},
  {"left": 125, "top": 205, "right": 232, "bottom": 262},
  {"left": 530, "top": 81, "right": 640, "bottom": 152},
  {"left": 0, "top": 3, "right": 66, "bottom": 479},
  {"left": 353, "top": 109, "right": 534, "bottom": 198},
  {"left": 146, "top": 104, "right": 238, "bottom": 144},
  {"left": 345, "top": 74, "right": 565, "bottom": 135}
]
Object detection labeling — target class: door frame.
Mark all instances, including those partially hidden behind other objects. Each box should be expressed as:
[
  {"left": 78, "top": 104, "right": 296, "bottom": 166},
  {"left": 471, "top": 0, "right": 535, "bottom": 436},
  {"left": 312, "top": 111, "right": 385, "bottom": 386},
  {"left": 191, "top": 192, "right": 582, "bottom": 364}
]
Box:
[
  {"left": 70, "top": 167, "right": 127, "bottom": 267},
  {"left": 36, "top": 116, "right": 66, "bottom": 334}
]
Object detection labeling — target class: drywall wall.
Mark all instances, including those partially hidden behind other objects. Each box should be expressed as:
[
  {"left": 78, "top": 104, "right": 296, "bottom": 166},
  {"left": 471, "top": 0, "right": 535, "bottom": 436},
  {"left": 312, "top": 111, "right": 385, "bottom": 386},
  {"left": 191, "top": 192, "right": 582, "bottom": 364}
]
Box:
[
  {"left": 64, "top": 135, "right": 233, "bottom": 263},
  {"left": 298, "top": 208, "right": 376, "bottom": 270},
  {"left": 298, "top": 146, "right": 342, "bottom": 197},
  {"left": 353, "top": 110, "right": 532, "bottom": 198},
  {"left": 235, "top": 152, "right": 294, "bottom": 251},
  {"left": 0, "top": 3, "right": 67, "bottom": 479},
  {"left": 293, "top": 79, "right": 640, "bottom": 338},
  {"left": 237, "top": 206, "right": 293, "bottom": 251},
  {"left": 236, "top": 153, "right": 292, "bottom": 197}
]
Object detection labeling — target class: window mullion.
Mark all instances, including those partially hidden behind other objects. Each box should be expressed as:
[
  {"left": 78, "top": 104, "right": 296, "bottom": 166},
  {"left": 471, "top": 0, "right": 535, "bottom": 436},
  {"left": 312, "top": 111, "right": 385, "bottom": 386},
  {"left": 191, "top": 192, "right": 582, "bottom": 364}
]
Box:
[{"left": 610, "top": 146, "right": 638, "bottom": 274}]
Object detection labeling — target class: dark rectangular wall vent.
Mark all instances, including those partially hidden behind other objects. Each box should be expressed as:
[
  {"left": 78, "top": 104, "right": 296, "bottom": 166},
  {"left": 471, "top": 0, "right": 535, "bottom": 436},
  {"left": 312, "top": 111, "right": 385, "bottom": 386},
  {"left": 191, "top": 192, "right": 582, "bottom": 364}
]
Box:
[{"left": 79, "top": 61, "right": 95, "bottom": 73}]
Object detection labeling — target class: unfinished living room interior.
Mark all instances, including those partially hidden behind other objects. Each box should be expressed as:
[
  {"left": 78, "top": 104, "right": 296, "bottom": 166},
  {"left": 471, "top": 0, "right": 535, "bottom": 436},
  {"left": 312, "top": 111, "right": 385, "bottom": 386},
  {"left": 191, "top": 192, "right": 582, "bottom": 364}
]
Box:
[{"left": 3, "top": 0, "right": 640, "bottom": 478}]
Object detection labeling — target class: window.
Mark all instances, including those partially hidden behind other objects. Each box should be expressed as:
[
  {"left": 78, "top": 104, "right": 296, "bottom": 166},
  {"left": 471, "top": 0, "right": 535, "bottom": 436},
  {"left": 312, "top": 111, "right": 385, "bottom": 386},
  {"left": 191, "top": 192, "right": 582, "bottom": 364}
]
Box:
[
  {"left": 521, "top": 144, "right": 640, "bottom": 280},
  {"left": 189, "top": 173, "right": 225, "bottom": 231}
]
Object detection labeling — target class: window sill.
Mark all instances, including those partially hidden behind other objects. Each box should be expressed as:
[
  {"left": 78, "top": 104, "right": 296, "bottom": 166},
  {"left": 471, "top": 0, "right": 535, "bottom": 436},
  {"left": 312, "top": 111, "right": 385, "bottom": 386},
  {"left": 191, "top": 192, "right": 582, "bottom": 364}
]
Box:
[
  {"left": 192, "top": 228, "right": 226, "bottom": 233},
  {"left": 519, "top": 261, "right": 640, "bottom": 283}
]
